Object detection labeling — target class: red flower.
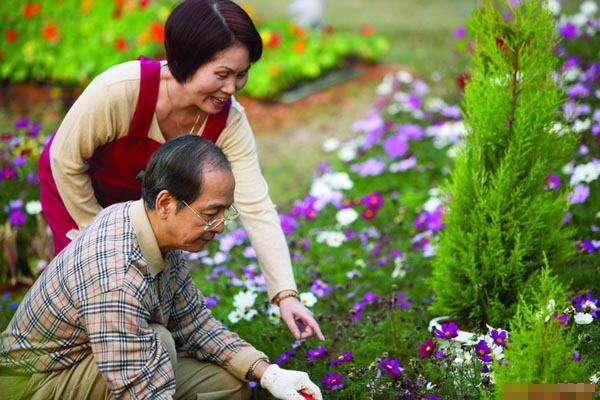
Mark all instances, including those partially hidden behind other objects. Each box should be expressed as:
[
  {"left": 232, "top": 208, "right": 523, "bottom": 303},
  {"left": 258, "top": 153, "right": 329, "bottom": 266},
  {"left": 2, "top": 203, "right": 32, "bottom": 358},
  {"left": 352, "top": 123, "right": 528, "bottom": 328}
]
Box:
[
  {"left": 114, "top": 36, "right": 128, "bottom": 52},
  {"left": 6, "top": 28, "right": 18, "bottom": 43},
  {"left": 291, "top": 25, "right": 306, "bottom": 38},
  {"left": 42, "top": 22, "right": 59, "bottom": 42},
  {"left": 23, "top": 3, "right": 42, "bottom": 18},
  {"left": 268, "top": 31, "right": 281, "bottom": 48},
  {"left": 139, "top": 0, "right": 150, "bottom": 9},
  {"left": 292, "top": 40, "right": 306, "bottom": 53},
  {"left": 150, "top": 21, "right": 164, "bottom": 44},
  {"left": 361, "top": 24, "right": 375, "bottom": 36},
  {"left": 361, "top": 208, "right": 377, "bottom": 220}
]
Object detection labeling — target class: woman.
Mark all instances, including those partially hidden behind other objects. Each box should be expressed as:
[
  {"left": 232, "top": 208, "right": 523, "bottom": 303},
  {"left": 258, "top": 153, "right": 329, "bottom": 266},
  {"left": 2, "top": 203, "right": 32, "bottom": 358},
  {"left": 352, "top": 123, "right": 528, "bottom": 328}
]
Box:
[{"left": 38, "top": 0, "right": 323, "bottom": 341}]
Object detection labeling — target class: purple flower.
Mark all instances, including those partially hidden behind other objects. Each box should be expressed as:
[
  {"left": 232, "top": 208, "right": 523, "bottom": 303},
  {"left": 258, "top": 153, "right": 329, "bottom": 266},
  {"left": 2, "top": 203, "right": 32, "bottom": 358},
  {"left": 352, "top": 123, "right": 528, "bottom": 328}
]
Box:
[
  {"left": 329, "top": 352, "right": 353, "bottom": 365},
  {"left": 559, "top": 22, "right": 579, "bottom": 39},
  {"left": 417, "top": 338, "right": 437, "bottom": 358},
  {"left": 475, "top": 339, "right": 493, "bottom": 362},
  {"left": 310, "top": 279, "right": 331, "bottom": 297},
  {"left": 321, "top": 372, "right": 344, "bottom": 390},
  {"left": 361, "top": 291, "right": 378, "bottom": 303},
  {"left": 553, "top": 311, "right": 569, "bottom": 325},
  {"left": 307, "top": 346, "right": 327, "bottom": 360},
  {"left": 435, "top": 321, "right": 458, "bottom": 339},
  {"left": 489, "top": 329, "right": 507, "bottom": 347},
  {"left": 543, "top": 174, "right": 560, "bottom": 190},
  {"left": 9, "top": 209, "right": 26, "bottom": 226},
  {"left": 350, "top": 158, "right": 386, "bottom": 176},
  {"left": 1, "top": 164, "right": 16, "bottom": 180},
  {"left": 380, "top": 358, "right": 403, "bottom": 376},
  {"left": 568, "top": 184, "right": 590, "bottom": 204},
  {"left": 362, "top": 192, "right": 383, "bottom": 209},
  {"left": 279, "top": 213, "right": 298, "bottom": 235},
  {"left": 383, "top": 133, "right": 409, "bottom": 159},
  {"left": 454, "top": 26, "right": 466, "bottom": 40},
  {"left": 28, "top": 121, "right": 41, "bottom": 137},
  {"left": 397, "top": 123, "right": 424, "bottom": 140},
  {"left": 204, "top": 294, "right": 220, "bottom": 307},
  {"left": 573, "top": 350, "right": 581, "bottom": 361},
  {"left": 576, "top": 240, "right": 595, "bottom": 252},
  {"left": 275, "top": 350, "right": 294, "bottom": 365},
  {"left": 394, "top": 293, "right": 411, "bottom": 309},
  {"left": 13, "top": 117, "right": 29, "bottom": 129}
]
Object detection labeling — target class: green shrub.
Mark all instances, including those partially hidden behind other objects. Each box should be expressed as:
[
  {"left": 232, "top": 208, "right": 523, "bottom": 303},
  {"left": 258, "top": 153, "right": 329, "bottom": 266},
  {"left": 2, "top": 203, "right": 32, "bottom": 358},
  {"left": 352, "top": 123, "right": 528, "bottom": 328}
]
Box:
[{"left": 428, "top": 0, "right": 578, "bottom": 328}]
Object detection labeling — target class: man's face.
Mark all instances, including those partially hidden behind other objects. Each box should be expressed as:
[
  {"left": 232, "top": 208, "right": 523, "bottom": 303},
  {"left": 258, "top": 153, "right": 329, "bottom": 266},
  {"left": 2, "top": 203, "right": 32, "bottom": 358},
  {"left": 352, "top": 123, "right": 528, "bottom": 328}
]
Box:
[{"left": 165, "top": 168, "right": 235, "bottom": 253}]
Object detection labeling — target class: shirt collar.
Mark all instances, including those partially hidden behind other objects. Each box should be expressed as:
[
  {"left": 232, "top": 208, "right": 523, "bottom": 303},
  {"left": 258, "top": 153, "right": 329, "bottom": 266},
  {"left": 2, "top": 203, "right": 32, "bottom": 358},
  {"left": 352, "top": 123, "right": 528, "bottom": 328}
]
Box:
[{"left": 129, "top": 199, "right": 164, "bottom": 278}]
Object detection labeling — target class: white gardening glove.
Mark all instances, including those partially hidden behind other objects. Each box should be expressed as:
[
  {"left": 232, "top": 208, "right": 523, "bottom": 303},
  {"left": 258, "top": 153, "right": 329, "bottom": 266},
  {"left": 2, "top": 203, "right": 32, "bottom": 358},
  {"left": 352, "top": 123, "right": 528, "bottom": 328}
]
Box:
[{"left": 260, "top": 364, "right": 323, "bottom": 400}]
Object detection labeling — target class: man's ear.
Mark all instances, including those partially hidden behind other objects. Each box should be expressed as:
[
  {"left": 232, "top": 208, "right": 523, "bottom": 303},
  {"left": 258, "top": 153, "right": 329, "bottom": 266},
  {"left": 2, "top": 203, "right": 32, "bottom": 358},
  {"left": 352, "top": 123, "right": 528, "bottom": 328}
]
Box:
[{"left": 155, "top": 190, "right": 176, "bottom": 219}]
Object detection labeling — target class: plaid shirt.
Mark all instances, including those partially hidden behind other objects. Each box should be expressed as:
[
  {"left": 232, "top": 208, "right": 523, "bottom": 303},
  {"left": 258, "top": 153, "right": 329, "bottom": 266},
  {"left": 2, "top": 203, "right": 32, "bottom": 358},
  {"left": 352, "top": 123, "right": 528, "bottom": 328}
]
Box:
[{"left": 0, "top": 200, "right": 265, "bottom": 399}]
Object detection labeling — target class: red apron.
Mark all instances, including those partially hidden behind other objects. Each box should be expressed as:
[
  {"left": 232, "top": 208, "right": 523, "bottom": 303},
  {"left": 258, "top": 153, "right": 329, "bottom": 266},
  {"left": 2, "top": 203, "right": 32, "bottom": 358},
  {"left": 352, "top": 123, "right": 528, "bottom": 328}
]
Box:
[{"left": 38, "top": 56, "right": 232, "bottom": 254}]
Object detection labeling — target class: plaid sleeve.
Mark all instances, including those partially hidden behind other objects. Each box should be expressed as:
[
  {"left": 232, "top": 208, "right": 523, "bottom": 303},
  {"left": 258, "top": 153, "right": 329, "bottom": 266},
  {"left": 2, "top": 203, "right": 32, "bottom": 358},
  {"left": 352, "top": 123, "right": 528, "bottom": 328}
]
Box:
[
  {"left": 85, "top": 271, "right": 176, "bottom": 399},
  {"left": 167, "top": 256, "right": 258, "bottom": 368}
]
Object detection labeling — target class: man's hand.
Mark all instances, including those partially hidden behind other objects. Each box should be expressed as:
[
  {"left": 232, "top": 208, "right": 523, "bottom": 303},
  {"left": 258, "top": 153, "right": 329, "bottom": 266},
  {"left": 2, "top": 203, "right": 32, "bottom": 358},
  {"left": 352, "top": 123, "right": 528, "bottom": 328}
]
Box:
[{"left": 260, "top": 364, "right": 323, "bottom": 400}]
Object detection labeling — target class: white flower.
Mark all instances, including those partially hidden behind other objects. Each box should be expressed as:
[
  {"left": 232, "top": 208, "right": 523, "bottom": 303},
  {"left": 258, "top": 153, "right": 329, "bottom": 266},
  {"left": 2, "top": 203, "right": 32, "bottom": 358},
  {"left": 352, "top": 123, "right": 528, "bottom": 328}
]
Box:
[
  {"left": 338, "top": 143, "right": 358, "bottom": 162},
  {"left": 228, "top": 309, "right": 243, "bottom": 324},
  {"left": 375, "top": 73, "right": 395, "bottom": 96},
  {"left": 336, "top": 208, "right": 359, "bottom": 226},
  {"left": 266, "top": 303, "right": 281, "bottom": 324},
  {"left": 322, "top": 138, "right": 340, "bottom": 152},
  {"left": 570, "top": 162, "right": 600, "bottom": 185},
  {"left": 572, "top": 118, "right": 591, "bottom": 133},
  {"left": 242, "top": 309, "right": 258, "bottom": 321},
  {"left": 396, "top": 70, "right": 414, "bottom": 83},
  {"left": 25, "top": 200, "right": 42, "bottom": 215},
  {"left": 591, "top": 371, "right": 600, "bottom": 384},
  {"left": 315, "top": 230, "right": 347, "bottom": 247},
  {"left": 574, "top": 312, "right": 594, "bottom": 325},
  {"left": 423, "top": 197, "right": 442, "bottom": 213},
  {"left": 545, "top": 0, "right": 561, "bottom": 15},
  {"left": 453, "top": 348, "right": 473, "bottom": 367},
  {"left": 580, "top": 1, "right": 598, "bottom": 16},
  {"left": 300, "top": 292, "right": 317, "bottom": 307},
  {"left": 581, "top": 300, "right": 598, "bottom": 313},
  {"left": 232, "top": 290, "right": 257, "bottom": 311}
]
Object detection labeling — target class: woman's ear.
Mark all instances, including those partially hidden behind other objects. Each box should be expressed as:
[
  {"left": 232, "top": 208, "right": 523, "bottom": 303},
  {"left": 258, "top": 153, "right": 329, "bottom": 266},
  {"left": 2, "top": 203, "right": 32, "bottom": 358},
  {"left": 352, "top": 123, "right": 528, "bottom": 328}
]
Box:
[{"left": 155, "top": 190, "right": 176, "bottom": 219}]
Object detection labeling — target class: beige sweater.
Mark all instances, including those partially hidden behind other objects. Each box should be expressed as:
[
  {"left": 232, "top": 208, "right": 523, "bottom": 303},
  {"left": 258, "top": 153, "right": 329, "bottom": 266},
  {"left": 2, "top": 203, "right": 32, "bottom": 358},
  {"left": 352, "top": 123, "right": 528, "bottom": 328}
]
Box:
[{"left": 49, "top": 60, "right": 296, "bottom": 300}]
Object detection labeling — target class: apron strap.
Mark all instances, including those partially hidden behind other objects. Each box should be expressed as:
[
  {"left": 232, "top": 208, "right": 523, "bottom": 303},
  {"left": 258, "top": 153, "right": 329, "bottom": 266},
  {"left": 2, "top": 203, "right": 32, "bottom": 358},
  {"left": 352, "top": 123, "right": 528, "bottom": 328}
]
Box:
[{"left": 128, "top": 55, "right": 161, "bottom": 138}]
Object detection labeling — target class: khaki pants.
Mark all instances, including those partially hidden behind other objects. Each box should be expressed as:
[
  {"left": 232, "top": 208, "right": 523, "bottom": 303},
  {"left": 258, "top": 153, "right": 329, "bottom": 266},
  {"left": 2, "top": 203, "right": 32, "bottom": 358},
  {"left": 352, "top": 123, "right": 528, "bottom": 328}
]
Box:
[{"left": 0, "top": 324, "right": 250, "bottom": 400}]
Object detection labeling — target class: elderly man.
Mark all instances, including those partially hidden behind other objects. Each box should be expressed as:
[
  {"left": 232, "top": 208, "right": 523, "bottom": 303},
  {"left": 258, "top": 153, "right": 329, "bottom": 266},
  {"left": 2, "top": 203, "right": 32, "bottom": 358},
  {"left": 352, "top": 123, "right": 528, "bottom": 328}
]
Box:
[{"left": 0, "top": 135, "right": 322, "bottom": 400}]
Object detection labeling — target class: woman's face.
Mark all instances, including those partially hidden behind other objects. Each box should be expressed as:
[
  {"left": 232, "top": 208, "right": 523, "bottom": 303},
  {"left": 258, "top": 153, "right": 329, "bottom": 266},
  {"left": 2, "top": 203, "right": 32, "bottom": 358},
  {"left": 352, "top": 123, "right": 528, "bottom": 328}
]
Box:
[{"left": 183, "top": 43, "right": 251, "bottom": 114}]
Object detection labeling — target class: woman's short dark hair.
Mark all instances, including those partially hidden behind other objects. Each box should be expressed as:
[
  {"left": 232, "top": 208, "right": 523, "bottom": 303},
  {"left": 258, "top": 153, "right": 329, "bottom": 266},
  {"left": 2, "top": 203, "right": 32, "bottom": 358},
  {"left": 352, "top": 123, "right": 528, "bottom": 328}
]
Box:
[
  {"left": 142, "top": 135, "right": 232, "bottom": 210},
  {"left": 165, "top": 0, "right": 263, "bottom": 83}
]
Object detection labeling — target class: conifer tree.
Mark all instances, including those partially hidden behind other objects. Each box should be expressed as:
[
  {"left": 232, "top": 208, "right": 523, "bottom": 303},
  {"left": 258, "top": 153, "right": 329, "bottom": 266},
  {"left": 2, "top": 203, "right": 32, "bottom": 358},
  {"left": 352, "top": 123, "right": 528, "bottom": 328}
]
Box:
[{"left": 428, "top": 0, "right": 577, "bottom": 328}]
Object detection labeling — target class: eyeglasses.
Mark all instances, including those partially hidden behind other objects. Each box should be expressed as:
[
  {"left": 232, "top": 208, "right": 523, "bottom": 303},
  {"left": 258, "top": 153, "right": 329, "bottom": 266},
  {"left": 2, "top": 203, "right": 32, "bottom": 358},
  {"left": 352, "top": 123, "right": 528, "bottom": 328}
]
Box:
[{"left": 181, "top": 200, "right": 240, "bottom": 232}]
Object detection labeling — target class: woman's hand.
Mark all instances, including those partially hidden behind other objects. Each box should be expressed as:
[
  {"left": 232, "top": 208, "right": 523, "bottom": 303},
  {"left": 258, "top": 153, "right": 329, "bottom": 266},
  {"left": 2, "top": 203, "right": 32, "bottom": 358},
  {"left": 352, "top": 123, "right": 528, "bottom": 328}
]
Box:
[{"left": 278, "top": 296, "right": 325, "bottom": 341}]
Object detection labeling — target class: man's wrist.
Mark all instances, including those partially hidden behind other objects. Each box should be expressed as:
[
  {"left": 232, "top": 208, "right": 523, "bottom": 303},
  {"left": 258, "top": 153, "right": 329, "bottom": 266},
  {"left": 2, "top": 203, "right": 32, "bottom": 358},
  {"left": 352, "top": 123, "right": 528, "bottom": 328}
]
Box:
[{"left": 246, "top": 357, "right": 270, "bottom": 381}]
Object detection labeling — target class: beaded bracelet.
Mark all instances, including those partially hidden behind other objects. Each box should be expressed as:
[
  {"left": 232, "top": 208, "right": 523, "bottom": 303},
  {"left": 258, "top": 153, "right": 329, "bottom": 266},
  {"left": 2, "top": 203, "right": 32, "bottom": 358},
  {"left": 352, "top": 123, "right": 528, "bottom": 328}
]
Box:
[
  {"left": 246, "top": 357, "right": 270, "bottom": 381},
  {"left": 273, "top": 290, "right": 300, "bottom": 306}
]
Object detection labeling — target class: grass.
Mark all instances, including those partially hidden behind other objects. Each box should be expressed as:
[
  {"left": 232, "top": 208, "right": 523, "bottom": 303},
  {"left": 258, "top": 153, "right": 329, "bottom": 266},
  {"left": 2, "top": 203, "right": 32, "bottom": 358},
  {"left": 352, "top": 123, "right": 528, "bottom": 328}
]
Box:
[{"left": 242, "top": 0, "right": 477, "bottom": 208}]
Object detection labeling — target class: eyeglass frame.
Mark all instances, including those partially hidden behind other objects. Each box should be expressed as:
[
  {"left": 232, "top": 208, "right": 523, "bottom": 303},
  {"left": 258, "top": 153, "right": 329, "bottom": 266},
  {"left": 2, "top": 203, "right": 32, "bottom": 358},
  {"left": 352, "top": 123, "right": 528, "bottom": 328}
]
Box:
[{"left": 181, "top": 200, "right": 240, "bottom": 232}]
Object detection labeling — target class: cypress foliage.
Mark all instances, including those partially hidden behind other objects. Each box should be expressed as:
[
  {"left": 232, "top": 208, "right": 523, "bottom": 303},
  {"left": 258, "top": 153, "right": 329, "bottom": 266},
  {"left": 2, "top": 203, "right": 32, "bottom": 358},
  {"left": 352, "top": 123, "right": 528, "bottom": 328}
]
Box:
[
  {"left": 491, "top": 262, "right": 589, "bottom": 393},
  {"left": 428, "top": 0, "right": 577, "bottom": 328}
]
